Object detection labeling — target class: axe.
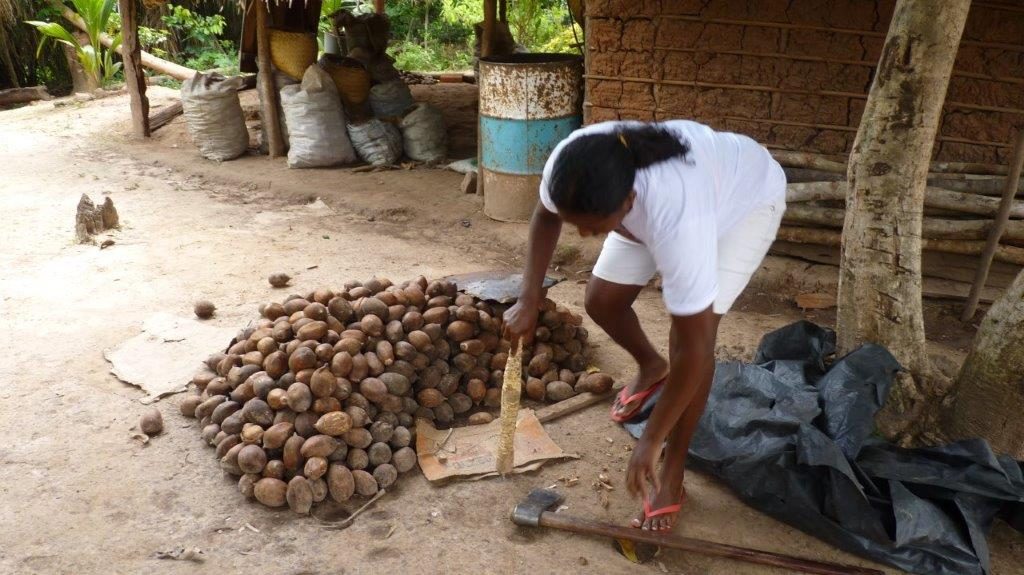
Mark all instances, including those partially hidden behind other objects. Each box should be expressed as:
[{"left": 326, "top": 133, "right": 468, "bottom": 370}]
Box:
[{"left": 511, "top": 489, "right": 883, "bottom": 575}]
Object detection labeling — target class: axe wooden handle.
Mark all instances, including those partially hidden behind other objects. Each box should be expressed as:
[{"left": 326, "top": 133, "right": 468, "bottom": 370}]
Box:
[{"left": 537, "top": 511, "right": 884, "bottom": 575}]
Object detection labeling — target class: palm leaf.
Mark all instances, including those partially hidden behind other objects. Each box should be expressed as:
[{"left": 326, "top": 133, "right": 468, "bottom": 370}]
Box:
[
  {"left": 26, "top": 20, "right": 81, "bottom": 57},
  {"left": 79, "top": 42, "right": 100, "bottom": 78},
  {"left": 109, "top": 31, "right": 122, "bottom": 56}
]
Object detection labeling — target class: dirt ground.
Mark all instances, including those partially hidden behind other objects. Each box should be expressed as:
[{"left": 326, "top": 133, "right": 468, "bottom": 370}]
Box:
[{"left": 1, "top": 89, "right": 1021, "bottom": 575}]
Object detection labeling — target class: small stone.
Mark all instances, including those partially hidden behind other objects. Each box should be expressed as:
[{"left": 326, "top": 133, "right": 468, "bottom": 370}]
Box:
[{"left": 194, "top": 300, "right": 216, "bottom": 319}]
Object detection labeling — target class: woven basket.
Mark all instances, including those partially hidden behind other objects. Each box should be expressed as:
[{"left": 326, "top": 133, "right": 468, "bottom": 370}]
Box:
[
  {"left": 320, "top": 55, "right": 371, "bottom": 109},
  {"left": 142, "top": 0, "right": 167, "bottom": 8},
  {"left": 269, "top": 29, "right": 318, "bottom": 81}
]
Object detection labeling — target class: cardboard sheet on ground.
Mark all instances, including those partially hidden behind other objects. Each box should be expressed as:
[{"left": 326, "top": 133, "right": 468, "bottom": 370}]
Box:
[
  {"left": 417, "top": 409, "right": 576, "bottom": 482},
  {"left": 105, "top": 312, "right": 236, "bottom": 403}
]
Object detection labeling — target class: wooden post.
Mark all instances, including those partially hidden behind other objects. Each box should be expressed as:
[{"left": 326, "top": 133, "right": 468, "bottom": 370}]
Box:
[
  {"left": 374, "top": 0, "right": 385, "bottom": 14},
  {"left": 118, "top": 0, "right": 150, "bottom": 138},
  {"left": 481, "top": 0, "right": 497, "bottom": 58},
  {"left": 961, "top": 131, "right": 1024, "bottom": 320},
  {"left": 256, "top": 0, "right": 285, "bottom": 158},
  {"left": 476, "top": 0, "right": 498, "bottom": 197}
]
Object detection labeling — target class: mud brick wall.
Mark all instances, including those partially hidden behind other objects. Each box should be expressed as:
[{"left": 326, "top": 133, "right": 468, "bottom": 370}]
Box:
[{"left": 584, "top": 0, "right": 1024, "bottom": 164}]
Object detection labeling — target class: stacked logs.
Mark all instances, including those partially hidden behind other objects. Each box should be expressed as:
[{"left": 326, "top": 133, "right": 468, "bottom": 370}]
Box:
[
  {"left": 776, "top": 151, "right": 1024, "bottom": 266},
  {"left": 179, "top": 275, "right": 613, "bottom": 514}
]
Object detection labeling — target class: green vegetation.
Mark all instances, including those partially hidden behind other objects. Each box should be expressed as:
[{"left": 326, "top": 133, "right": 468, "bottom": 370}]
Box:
[
  {"left": 141, "top": 3, "right": 237, "bottom": 74},
  {"left": 3, "top": 0, "right": 579, "bottom": 93},
  {"left": 25, "top": 0, "right": 121, "bottom": 89},
  {"left": 385, "top": 0, "right": 581, "bottom": 72}
]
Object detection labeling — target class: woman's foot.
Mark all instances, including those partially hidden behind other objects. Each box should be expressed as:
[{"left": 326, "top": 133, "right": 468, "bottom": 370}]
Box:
[
  {"left": 610, "top": 357, "right": 669, "bottom": 421},
  {"left": 631, "top": 463, "right": 686, "bottom": 531}
]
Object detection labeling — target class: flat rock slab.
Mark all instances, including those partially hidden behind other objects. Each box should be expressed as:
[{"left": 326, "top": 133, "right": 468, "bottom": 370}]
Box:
[{"left": 105, "top": 312, "right": 236, "bottom": 403}]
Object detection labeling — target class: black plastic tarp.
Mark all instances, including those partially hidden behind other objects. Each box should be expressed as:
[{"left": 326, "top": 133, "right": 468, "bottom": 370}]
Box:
[{"left": 624, "top": 321, "right": 1024, "bottom": 575}]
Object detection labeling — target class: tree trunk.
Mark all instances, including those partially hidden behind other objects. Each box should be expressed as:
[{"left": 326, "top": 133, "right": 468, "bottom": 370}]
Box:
[
  {"left": 944, "top": 268, "right": 1024, "bottom": 459},
  {"left": 0, "top": 36, "right": 21, "bottom": 88},
  {"left": 837, "top": 0, "right": 970, "bottom": 388},
  {"left": 0, "top": 86, "right": 52, "bottom": 106},
  {"left": 63, "top": 42, "right": 96, "bottom": 93}
]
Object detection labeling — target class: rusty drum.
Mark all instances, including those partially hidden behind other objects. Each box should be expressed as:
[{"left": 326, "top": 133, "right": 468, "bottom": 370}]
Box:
[{"left": 478, "top": 54, "right": 583, "bottom": 222}]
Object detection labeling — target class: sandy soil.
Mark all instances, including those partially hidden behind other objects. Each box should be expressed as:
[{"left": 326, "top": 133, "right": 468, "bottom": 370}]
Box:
[{"left": 1, "top": 90, "right": 1020, "bottom": 575}]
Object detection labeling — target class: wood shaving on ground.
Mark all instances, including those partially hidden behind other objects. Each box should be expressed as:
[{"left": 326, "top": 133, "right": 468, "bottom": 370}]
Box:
[
  {"left": 320, "top": 489, "right": 387, "bottom": 530},
  {"left": 152, "top": 548, "right": 204, "bottom": 562}
]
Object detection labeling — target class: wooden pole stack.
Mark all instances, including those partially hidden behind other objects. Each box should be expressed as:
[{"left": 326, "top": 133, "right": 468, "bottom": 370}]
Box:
[{"left": 774, "top": 149, "right": 1024, "bottom": 269}]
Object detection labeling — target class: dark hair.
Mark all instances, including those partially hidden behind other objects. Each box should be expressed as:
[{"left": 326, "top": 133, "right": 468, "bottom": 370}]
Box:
[{"left": 548, "top": 125, "right": 690, "bottom": 216}]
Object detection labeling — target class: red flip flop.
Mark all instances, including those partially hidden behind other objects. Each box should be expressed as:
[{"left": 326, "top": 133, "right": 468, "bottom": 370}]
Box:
[
  {"left": 609, "top": 378, "right": 666, "bottom": 423},
  {"left": 640, "top": 490, "right": 688, "bottom": 530}
]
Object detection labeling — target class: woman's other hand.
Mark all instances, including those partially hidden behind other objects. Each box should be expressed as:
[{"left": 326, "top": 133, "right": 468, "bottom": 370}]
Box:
[{"left": 502, "top": 298, "right": 539, "bottom": 351}]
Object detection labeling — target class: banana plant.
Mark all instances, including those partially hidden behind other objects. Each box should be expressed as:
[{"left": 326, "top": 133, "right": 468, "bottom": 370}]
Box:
[{"left": 26, "top": 0, "right": 122, "bottom": 89}]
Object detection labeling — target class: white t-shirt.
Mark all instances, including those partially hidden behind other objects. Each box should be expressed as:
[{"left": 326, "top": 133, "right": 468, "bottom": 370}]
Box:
[{"left": 538, "top": 120, "right": 786, "bottom": 316}]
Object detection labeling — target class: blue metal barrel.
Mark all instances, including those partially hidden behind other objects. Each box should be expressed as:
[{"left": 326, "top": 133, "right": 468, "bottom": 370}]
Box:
[{"left": 479, "top": 54, "right": 583, "bottom": 222}]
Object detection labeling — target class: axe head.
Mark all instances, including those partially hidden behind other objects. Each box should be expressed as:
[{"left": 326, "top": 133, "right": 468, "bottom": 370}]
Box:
[{"left": 511, "top": 488, "right": 564, "bottom": 527}]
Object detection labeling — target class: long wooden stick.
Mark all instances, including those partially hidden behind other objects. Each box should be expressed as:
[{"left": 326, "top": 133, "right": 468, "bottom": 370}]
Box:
[
  {"left": 255, "top": 0, "right": 284, "bottom": 159},
  {"left": 494, "top": 343, "right": 522, "bottom": 475},
  {"left": 777, "top": 226, "right": 1024, "bottom": 266},
  {"left": 771, "top": 146, "right": 1010, "bottom": 177},
  {"left": 785, "top": 181, "right": 1024, "bottom": 218},
  {"left": 962, "top": 131, "right": 1024, "bottom": 319},
  {"left": 538, "top": 512, "right": 884, "bottom": 575},
  {"left": 783, "top": 204, "right": 1024, "bottom": 242},
  {"left": 149, "top": 101, "right": 183, "bottom": 132},
  {"left": 772, "top": 150, "right": 848, "bottom": 173}
]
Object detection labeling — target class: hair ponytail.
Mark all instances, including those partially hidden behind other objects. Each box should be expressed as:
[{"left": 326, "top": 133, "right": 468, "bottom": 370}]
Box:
[
  {"left": 618, "top": 125, "right": 691, "bottom": 169},
  {"left": 548, "top": 124, "right": 690, "bottom": 216}
]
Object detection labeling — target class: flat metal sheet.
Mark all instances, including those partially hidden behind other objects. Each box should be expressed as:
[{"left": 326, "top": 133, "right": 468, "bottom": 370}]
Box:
[{"left": 445, "top": 271, "right": 560, "bottom": 303}]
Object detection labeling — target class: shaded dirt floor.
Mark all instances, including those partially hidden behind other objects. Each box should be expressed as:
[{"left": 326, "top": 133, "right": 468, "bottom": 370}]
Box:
[{"left": 1, "top": 89, "right": 1021, "bottom": 575}]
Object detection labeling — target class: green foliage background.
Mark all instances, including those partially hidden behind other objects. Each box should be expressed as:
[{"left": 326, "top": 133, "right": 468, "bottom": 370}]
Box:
[
  {"left": 385, "top": 0, "right": 581, "bottom": 71},
  {"left": 1, "top": 0, "right": 580, "bottom": 92}
]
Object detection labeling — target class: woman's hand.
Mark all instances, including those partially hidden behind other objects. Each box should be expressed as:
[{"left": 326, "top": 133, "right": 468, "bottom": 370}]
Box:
[
  {"left": 626, "top": 437, "right": 662, "bottom": 500},
  {"left": 502, "top": 297, "right": 539, "bottom": 350}
]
